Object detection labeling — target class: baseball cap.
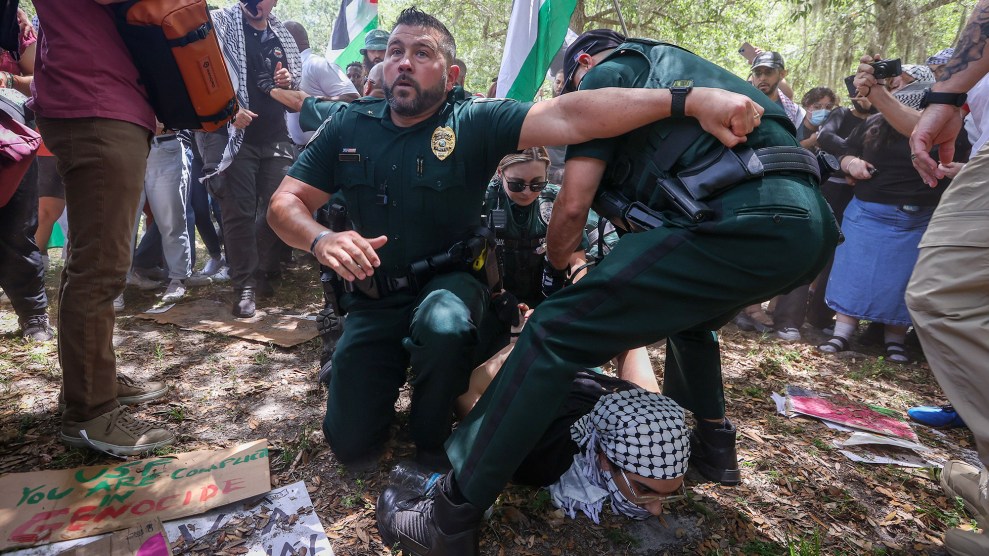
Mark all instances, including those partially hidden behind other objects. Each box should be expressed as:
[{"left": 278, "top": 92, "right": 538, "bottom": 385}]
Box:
[
  {"left": 561, "top": 29, "right": 626, "bottom": 94},
  {"left": 360, "top": 29, "right": 390, "bottom": 55},
  {"left": 751, "top": 51, "right": 785, "bottom": 71}
]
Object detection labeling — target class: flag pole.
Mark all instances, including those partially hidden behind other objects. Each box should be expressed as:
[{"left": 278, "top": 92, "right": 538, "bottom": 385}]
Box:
[{"left": 611, "top": 0, "right": 629, "bottom": 35}]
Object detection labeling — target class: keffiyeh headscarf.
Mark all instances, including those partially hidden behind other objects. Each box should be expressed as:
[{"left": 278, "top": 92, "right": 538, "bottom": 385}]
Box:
[
  {"left": 894, "top": 81, "right": 935, "bottom": 111},
  {"left": 926, "top": 48, "right": 954, "bottom": 66},
  {"left": 902, "top": 64, "right": 935, "bottom": 84},
  {"left": 547, "top": 389, "right": 690, "bottom": 523}
]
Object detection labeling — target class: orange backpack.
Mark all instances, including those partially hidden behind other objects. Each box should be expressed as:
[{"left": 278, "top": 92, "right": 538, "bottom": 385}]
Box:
[{"left": 114, "top": 0, "right": 237, "bottom": 132}]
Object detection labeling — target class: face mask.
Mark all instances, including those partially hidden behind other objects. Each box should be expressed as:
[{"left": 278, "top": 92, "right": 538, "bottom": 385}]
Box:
[
  {"left": 600, "top": 466, "right": 653, "bottom": 520},
  {"left": 810, "top": 109, "right": 830, "bottom": 126}
]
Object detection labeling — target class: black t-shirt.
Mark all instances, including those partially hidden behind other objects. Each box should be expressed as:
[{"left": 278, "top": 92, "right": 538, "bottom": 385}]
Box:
[
  {"left": 511, "top": 371, "right": 639, "bottom": 487},
  {"left": 243, "top": 19, "right": 289, "bottom": 145}
]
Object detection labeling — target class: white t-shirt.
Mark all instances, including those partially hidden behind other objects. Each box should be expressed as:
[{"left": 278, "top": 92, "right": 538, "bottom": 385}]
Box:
[
  {"left": 286, "top": 48, "right": 359, "bottom": 145},
  {"left": 965, "top": 73, "right": 989, "bottom": 152}
]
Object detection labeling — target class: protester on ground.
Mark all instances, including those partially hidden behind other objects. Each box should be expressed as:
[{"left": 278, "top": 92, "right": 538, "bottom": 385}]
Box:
[{"left": 905, "top": 1, "right": 989, "bottom": 549}]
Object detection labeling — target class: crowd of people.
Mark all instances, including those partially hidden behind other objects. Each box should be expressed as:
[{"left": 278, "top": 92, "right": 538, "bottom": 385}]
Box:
[{"left": 2, "top": 1, "right": 988, "bottom": 554}]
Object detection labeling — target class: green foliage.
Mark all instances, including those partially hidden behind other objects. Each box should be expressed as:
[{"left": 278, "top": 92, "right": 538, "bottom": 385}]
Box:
[{"left": 273, "top": 0, "right": 974, "bottom": 100}]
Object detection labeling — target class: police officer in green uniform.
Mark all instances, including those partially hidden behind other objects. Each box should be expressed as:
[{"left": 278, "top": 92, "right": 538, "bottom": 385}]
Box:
[
  {"left": 483, "top": 147, "right": 588, "bottom": 308},
  {"left": 376, "top": 28, "right": 838, "bottom": 556}
]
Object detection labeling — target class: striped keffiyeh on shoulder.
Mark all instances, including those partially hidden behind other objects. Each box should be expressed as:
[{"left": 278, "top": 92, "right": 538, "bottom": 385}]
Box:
[{"left": 207, "top": 4, "right": 302, "bottom": 179}]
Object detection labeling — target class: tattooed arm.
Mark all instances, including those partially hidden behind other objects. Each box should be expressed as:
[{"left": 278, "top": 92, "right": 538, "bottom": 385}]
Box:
[{"left": 910, "top": 0, "right": 989, "bottom": 185}]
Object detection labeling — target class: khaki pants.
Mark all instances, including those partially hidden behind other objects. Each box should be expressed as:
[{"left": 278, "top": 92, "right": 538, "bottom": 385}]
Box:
[
  {"left": 906, "top": 141, "right": 989, "bottom": 469},
  {"left": 38, "top": 117, "right": 150, "bottom": 423}
]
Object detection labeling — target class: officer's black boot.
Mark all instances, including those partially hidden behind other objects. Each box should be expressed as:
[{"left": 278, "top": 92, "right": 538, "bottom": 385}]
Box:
[
  {"left": 376, "top": 473, "right": 482, "bottom": 556},
  {"left": 689, "top": 417, "right": 741, "bottom": 486}
]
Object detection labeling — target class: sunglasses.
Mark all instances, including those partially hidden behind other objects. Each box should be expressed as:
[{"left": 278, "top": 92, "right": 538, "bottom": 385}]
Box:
[
  {"left": 505, "top": 180, "right": 548, "bottom": 193},
  {"left": 617, "top": 467, "right": 687, "bottom": 506}
]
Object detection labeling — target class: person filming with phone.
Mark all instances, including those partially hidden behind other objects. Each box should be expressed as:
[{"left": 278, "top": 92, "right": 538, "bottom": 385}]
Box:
[{"left": 817, "top": 55, "right": 970, "bottom": 362}]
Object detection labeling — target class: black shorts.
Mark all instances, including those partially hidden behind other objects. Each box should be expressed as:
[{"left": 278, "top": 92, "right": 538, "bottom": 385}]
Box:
[{"left": 37, "top": 156, "right": 64, "bottom": 199}]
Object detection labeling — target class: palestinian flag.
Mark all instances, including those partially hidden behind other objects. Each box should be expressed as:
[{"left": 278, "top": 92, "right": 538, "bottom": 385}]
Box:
[
  {"left": 329, "top": 0, "right": 378, "bottom": 67},
  {"left": 496, "top": 0, "right": 578, "bottom": 100}
]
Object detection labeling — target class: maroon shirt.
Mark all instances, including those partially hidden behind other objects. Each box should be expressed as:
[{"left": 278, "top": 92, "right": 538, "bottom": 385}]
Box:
[{"left": 28, "top": 1, "right": 155, "bottom": 132}]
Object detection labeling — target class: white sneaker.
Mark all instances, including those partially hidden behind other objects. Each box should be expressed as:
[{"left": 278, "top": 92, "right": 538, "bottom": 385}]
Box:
[
  {"left": 183, "top": 274, "right": 212, "bottom": 287},
  {"left": 113, "top": 293, "right": 125, "bottom": 311},
  {"left": 126, "top": 271, "right": 162, "bottom": 290},
  {"left": 201, "top": 256, "right": 225, "bottom": 276},
  {"left": 211, "top": 266, "right": 230, "bottom": 282},
  {"left": 775, "top": 327, "right": 802, "bottom": 341},
  {"left": 161, "top": 279, "right": 186, "bottom": 303}
]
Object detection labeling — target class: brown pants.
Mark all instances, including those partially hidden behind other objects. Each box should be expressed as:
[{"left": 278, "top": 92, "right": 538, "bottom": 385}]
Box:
[
  {"left": 38, "top": 117, "right": 150, "bottom": 423},
  {"left": 906, "top": 141, "right": 989, "bottom": 469}
]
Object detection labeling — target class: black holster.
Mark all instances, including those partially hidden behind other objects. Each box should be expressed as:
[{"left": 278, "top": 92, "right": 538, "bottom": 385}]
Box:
[{"left": 316, "top": 202, "right": 349, "bottom": 316}]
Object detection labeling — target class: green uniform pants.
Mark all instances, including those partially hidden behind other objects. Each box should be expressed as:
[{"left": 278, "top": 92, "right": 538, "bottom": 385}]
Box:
[
  {"left": 323, "top": 272, "right": 492, "bottom": 463},
  {"left": 448, "top": 176, "right": 839, "bottom": 506}
]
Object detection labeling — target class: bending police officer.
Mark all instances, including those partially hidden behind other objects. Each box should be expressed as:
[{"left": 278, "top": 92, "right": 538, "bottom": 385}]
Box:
[{"left": 377, "top": 28, "right": 838, "bottom": 555}]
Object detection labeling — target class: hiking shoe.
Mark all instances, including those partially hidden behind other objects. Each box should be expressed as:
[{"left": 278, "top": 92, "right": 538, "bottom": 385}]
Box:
[
  {"left": 161, "top": 279, "right": 187, "bottom": 303},
  {"left": 908, "top": 405, "right": 966, "bottom": 428},
  {"left": 775, "top": 327, "right": 801, "bottom": 341},
  {"left": 945, "top": 528, "right": 989, "bottom": 555},
  {"left": 734, "top": 308, "right": 772, "bottom": 333},
  {"left": 60, "top": 406, "right": 175, "bottom": 456},
  {"left": 117, "top": 374, "right": 168, "bottom": 405},
  {"left": 126, "top": 271, "right": 162, "bottom": 291},
  {"left": 58, "top": 374, "right": 167, "bottom": 411},
  {"left": 941, "top": 460, "right": 989, "bottom": 528},
  {"left": 20, "top": 314, "right": 54, "bottom": 342},
  {"left": 183, "top": 274, "right": 212, "bottom": 287},
  {"left": 689, "top": 418, "right": 741, "bottom": 486},
  {"left": 377, "top": 473, "right": 482, "bottom": 555},
  {"left": 233, "top": 287, "right": 256, "bottom": 318},
  {"left": 113, "top": 293, "right": 125, "bottom": 311},
  {"left": 201, "top": 256, "right": 226, "bottom": 276}
]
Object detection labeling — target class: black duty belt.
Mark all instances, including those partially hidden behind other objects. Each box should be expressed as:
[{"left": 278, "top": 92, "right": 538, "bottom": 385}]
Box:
[
  {"left": 675, "top": 146, "right": 820, "bottom": 202},
  {"left": 344, "top": 270, "right": 416, "bottom": 299},
  {"left": 500, "top": 237, "right": 543, "bottom": 251}
]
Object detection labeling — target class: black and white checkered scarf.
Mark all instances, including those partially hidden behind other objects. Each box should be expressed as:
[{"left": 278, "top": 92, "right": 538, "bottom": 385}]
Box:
[{"left": 207, "top": 3, "right": 301, "bottom": 178}]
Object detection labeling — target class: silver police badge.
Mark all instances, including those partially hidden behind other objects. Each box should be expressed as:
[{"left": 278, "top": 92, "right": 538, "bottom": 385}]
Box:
[{"left": 431, "top": 126, "right": 456, "bottom": 160}]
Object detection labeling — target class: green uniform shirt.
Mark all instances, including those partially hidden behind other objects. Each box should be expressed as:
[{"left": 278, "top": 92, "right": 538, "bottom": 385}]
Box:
[
  {"left": 289, "top": 92, "right": 532, "bottom": 277},
  {"left": 566, "top": 40, "right": 802, "bottom": 210}
]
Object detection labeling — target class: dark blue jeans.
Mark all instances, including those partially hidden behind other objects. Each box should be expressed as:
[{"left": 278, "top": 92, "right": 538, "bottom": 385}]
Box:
[{"left": 0, "top": 159, "right": 47, "bottom": 319}]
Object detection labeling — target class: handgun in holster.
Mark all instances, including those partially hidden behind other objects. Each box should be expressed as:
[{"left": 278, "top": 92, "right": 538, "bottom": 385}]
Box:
[
  {"left": 316, "top": 201, "right": 349, "bottom": 316},
  {"left": 592, "top": 189, "right": 668, "bottom": 233}
]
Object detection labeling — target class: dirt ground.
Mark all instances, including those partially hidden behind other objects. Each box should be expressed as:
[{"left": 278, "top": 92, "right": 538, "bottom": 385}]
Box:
[{"left": 0, "top": 253, "right": 982, "bottom": 556}]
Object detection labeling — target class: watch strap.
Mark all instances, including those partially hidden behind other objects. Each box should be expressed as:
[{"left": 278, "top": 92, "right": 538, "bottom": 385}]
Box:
[{"left": 921, "top": 89, "right": 967, "bottom": 108}]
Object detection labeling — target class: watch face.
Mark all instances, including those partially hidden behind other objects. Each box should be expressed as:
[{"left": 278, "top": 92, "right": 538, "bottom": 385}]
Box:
[{"left": 671, "top": 79, "right": 693, "bottom": 89}]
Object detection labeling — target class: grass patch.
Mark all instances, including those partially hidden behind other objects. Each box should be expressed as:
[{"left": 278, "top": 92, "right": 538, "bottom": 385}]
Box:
[
  {"left": 850, "top": 357, "right": 898, "bottom": 380},
  {"left": 603, "top": 526, "right": 639, "bottom": 548}
]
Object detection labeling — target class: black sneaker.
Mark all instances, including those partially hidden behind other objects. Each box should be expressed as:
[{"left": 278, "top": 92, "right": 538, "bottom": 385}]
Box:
[
  {"left": 20, "top": 314, "right": 54, "bottom": 342},
  {"left": 689, "top": 418, "right": 741, "bottom": 486},
  {"left": 377, "top": 474, "right": 482, "bottom": 556},
  {"left": 233, "top": 287, "right": 256, "bottom": 318}
]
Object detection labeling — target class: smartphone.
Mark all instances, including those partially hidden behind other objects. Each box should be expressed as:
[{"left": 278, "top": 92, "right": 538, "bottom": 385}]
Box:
[
  {"left": 738, "top": 42, "right": 758, "bottom": 64},
  {"left": 844, "top": 75, "right": 857, "bottom": 99}
]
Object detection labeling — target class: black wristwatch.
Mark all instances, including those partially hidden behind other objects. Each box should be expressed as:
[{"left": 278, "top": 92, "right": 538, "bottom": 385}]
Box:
[
  {"left": 670, "top": 79, "right": 693, "bottom": 118},
  {"left": 919, "top": 89, "right": 967, "bottom": 109}
]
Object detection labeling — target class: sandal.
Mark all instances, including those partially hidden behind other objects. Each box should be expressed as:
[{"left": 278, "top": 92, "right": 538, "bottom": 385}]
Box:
[
  {"left": 885, "top": 342, "right": 909, "bottom": 363},
  {"left": 818, "top": 335, "right": 849, "bottom": 353}
]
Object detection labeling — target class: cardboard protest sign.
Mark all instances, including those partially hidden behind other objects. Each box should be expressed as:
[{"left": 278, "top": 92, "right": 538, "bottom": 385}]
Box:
[
  {"left": 10, "top": 482, "right": 332, "bottom": 556},
  {"left": 54, "top": 519, "right": 171, "bottom": 556},
  {"left": 0, "top": 440, "right": 270, "bottom": 551}
]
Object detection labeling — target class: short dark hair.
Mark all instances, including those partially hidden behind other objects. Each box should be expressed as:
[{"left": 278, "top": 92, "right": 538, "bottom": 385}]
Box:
[
  {"left": 347, "top": 61, "right": 363, "bottom": 71},
  {"left": 392, "top": 6, "right": 456, "bottom": 63},
  {"left": 801, "top": 86, "right": 836, "bottom": 108}
]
